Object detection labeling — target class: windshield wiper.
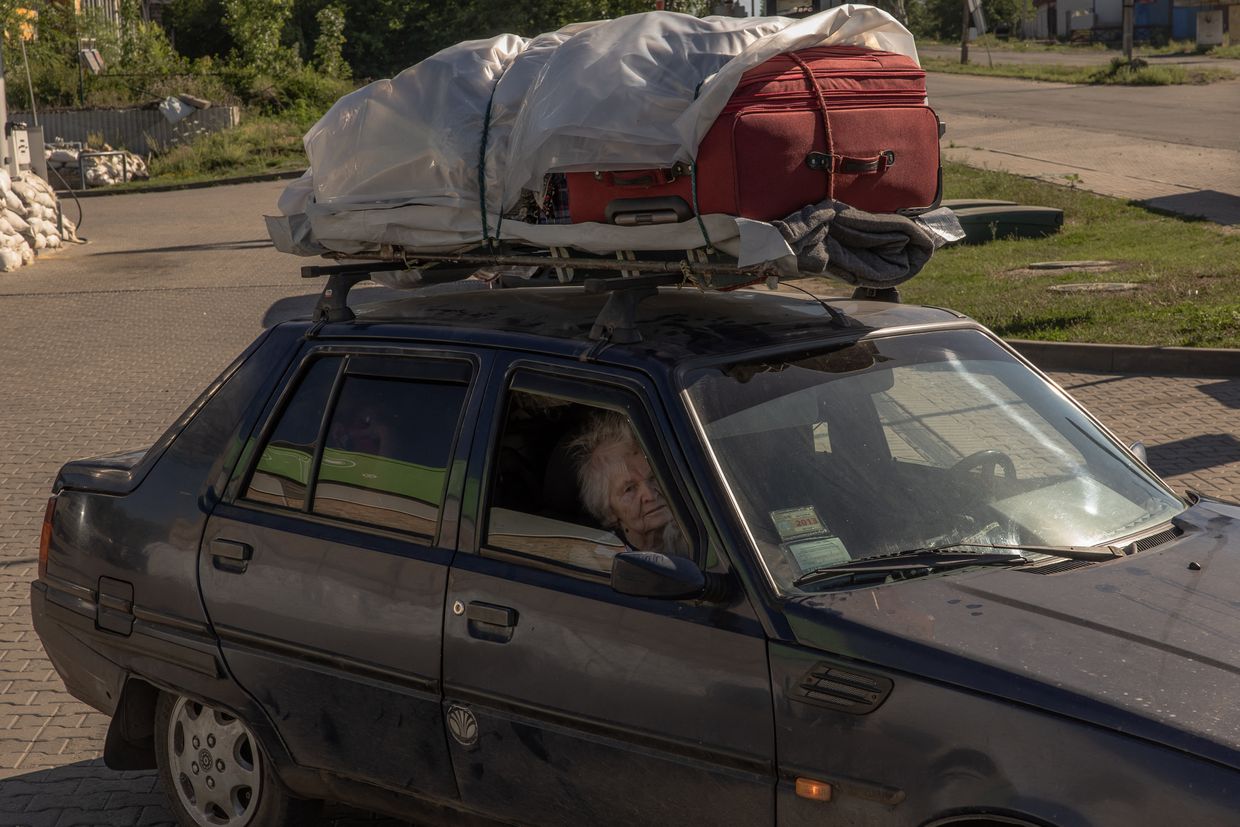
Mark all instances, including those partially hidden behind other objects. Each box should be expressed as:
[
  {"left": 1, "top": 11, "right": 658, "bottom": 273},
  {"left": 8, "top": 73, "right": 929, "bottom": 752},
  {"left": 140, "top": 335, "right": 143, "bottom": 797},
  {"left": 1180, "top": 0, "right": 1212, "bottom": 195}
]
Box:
[
  {"left": 941, "top": 541, "right": 1126, "bottom": 561},
  {"left": 793, "top": 550, "right": 1028, "bottom": 589}
]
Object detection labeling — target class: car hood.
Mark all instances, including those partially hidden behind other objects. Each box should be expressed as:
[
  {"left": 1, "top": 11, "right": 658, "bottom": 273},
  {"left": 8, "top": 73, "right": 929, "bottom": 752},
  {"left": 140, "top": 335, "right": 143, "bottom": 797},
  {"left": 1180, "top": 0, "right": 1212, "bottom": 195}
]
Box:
[{"left": 785, "top": 497, "right": 1240, "bottom": 769}]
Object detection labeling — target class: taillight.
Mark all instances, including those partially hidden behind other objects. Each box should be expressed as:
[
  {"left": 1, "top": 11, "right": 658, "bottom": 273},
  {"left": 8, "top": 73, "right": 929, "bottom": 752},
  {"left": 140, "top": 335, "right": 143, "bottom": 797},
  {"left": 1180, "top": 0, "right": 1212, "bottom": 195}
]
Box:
[{"left": 38, "top": 496, "right": 57, "bottom": 580}]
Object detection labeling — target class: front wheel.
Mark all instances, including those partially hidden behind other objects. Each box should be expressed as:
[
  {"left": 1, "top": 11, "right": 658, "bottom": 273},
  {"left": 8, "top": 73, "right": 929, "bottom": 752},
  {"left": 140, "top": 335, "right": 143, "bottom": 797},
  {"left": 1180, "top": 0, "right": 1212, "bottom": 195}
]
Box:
[{"left": 154, "top": 692, "right": 320, "bottom": 827}]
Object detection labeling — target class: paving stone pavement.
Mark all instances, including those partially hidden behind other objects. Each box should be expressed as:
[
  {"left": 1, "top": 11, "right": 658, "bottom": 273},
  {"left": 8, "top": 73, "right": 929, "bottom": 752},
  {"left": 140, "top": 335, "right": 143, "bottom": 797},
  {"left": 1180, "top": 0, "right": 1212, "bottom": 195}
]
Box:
[{"left": 0, "top": 181, "right": 1236, "bottom": 825}]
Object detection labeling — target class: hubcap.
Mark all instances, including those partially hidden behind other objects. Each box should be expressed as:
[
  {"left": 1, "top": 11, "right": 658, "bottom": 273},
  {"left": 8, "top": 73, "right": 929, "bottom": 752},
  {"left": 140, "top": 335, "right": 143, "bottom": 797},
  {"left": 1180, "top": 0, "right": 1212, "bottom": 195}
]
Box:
[{"left": 167, "top": 697, "right": 261, "bottom": 826}]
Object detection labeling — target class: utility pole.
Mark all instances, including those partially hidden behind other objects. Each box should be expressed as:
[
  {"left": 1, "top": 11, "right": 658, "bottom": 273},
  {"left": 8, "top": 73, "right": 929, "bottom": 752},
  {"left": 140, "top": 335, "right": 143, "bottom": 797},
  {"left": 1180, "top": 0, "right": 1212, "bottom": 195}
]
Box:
[
  {"left": 960, "top": 0, "right": 971, "bottom": 64},
  {"left": 1121, "top": 0, "right": 1134, "bottom": 61}
]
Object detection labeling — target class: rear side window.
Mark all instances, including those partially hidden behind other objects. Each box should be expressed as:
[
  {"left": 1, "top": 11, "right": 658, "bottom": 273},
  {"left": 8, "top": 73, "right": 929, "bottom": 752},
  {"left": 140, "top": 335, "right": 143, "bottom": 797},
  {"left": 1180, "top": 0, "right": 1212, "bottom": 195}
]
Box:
[
  {"left": 245, "top": 357, "right": 340, "bottom": 511},
  {"left": 242, "top": 354, "right": 471, "bottom": 539},
  {"left": 312, "top": 375, "right": 467, "bottom": 537}
]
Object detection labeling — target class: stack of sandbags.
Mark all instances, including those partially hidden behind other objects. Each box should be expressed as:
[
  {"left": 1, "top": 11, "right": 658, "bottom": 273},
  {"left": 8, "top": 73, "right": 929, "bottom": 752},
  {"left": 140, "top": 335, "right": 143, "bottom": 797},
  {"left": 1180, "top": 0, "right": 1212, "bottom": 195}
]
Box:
[
  {"left": 45, "top": 141, "right": 148, "bottom": 188},
  {"left": 0, "top": 169, "right": 80, "bottom": 272}
]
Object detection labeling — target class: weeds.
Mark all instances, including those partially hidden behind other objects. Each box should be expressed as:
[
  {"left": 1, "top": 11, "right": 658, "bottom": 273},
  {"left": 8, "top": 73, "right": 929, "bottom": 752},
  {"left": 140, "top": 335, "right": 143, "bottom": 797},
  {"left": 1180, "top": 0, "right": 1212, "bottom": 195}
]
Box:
[{"left": 921, "top": 56, "right": 1233, "bottom": 84}]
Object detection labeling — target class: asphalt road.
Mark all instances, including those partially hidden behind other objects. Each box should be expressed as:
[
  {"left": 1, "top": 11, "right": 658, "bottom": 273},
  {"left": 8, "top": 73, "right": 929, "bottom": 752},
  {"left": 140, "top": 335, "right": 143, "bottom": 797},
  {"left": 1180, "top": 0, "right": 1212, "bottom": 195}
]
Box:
[
  {"left": 0, "top": 181, "right": 1236, "bottom": 825},
  {"left": 926, "top": 71, "right": 1240, "bottom": 222},
  {"left": 919, "top": 42, "right": 1240, "bottom": 74},
  {"left": 927, "top": 71, "right": 1239, "bottom": 150}
]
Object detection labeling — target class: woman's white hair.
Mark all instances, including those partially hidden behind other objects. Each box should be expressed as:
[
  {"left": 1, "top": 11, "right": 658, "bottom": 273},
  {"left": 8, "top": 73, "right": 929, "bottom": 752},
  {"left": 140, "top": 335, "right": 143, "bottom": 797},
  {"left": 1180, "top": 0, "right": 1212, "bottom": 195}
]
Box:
[{"left": 568, "top": 411, "right": 636, "bottom": 529}]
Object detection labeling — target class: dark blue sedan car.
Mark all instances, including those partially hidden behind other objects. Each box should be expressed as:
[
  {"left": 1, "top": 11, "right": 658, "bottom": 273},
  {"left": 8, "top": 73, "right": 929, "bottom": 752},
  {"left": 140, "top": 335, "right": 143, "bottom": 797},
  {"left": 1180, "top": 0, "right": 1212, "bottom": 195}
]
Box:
[{"left": 31, "top": 282, "right": 1240, "bottom": 826}]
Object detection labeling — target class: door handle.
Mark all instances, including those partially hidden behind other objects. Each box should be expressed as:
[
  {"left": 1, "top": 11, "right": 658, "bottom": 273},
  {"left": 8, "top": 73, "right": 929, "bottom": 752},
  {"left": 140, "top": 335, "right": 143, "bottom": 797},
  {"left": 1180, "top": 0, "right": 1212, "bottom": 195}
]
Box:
[
  {"left": 211, "top": 539, "right": 252, "bottom": 574},
  {"left": 466, "top": 602, "right": 516, "bottom": 627},
  {"left": 465, "top": 601, "right": 517, "bottom": 643}
]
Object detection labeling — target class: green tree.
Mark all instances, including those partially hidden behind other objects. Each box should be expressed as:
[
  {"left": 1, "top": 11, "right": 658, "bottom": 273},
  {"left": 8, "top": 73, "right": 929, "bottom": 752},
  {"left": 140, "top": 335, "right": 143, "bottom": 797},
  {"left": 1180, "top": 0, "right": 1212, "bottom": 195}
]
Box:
[
  {"left": 314, "top": 4, "right": 349, "bottom": 78},
  {"left": 907, "top": 0, "right": 1023, "bottom": 41},
  {"left": 163, "top": 0, "right": 234, "bottom": 60},
  {"left": 223, "top": 0, "right": 300, "bottom": 75}
]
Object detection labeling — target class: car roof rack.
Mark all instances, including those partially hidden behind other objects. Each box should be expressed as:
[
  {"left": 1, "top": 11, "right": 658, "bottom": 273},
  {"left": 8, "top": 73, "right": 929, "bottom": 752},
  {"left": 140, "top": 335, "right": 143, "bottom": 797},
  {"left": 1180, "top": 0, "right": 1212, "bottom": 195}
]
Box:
[{"left": 301, "top": 246, "right": 863, "bottom": 341}]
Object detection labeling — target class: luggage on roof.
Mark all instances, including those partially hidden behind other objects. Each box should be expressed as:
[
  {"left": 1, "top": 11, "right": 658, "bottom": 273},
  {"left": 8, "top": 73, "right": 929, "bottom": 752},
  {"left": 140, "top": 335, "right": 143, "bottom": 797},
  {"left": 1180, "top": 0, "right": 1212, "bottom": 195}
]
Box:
[
  {"left": 566, "top": 45, "right": 941, "bottom": 226},
  {"left": 267, "top": 7, "right": 936, "bottom": 269}
]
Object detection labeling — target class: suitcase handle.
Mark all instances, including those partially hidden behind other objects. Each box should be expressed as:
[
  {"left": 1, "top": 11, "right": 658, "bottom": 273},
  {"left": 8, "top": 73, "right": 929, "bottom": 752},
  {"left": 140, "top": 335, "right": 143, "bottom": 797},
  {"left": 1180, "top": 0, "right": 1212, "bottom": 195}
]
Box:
[
  {"left": 807, "top": 150, "right": 896, "bottom": 175},
  {"left": 594, "top": 163, "right": 688, "bottom": 188}
]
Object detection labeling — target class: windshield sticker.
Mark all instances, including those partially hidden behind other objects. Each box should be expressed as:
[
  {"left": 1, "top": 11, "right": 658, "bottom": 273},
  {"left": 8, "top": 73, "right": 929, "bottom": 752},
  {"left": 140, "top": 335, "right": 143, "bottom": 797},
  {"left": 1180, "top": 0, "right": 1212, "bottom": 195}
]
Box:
[
  {"left": 787, "top": 536, "right": 851, "bottom": 574},
  {"left": 770, "top": 506, "right": 826, "bottom": 540}
]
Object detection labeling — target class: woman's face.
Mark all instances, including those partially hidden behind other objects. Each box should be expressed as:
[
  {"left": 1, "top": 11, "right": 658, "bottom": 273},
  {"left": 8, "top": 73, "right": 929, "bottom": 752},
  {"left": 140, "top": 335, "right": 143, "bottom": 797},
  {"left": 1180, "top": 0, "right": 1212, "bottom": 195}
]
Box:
[{"left": 598, "top": 441, "right": 671, "bottom": 545}]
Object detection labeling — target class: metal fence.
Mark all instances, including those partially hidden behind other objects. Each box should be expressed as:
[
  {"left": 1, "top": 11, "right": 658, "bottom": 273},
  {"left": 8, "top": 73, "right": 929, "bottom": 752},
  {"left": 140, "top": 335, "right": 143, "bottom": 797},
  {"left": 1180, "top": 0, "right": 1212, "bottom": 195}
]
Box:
[{"left": 12, "top": 106, "right": 241, "bottom": 157}]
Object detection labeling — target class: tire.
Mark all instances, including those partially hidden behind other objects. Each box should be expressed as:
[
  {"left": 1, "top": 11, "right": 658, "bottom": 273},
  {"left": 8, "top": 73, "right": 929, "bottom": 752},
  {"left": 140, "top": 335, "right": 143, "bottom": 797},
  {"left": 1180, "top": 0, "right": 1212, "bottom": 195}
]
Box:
[{"left": 154, "top": 691, "right": 321, "bottom": 827}]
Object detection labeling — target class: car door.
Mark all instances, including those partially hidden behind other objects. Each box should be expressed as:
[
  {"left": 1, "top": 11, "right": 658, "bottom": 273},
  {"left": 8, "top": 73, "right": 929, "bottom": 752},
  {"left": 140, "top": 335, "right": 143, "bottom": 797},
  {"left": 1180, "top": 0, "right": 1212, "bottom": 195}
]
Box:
[
  {"left": 441, "top": 361, "right": 776, "bottom": 826},
  {"left": 199, "top": 345, "right": 485, "bottom": 799}
]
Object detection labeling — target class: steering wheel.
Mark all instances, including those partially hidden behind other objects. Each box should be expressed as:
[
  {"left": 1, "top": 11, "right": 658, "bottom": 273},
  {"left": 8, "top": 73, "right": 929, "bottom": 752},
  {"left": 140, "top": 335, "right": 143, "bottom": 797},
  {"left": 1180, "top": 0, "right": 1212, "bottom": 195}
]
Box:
[{"left": 950, "top": 449, "right": 1017, "bottom": 491}]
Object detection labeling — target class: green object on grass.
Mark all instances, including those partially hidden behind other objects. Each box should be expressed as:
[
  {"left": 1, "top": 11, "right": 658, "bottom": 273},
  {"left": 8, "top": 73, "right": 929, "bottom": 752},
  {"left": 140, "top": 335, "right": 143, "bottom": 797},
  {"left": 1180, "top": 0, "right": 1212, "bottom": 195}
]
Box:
[
  {"left": 940, "top": 198, "right": 1018, "bottom": 210},
  {"left": 950, "top": 205, "right": 1065, "bottom": 245}
]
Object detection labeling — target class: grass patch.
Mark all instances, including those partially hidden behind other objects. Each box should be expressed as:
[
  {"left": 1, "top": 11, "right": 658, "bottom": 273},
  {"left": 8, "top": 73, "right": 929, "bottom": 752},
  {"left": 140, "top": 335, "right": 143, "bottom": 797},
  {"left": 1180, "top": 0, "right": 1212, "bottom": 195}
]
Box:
[
  {"left": 922, "top": 56, "right": 1234, "bottom": 84},
  {"left": 919, "top": 36, "right": 1109, "bottom": 53},
  {"left": 138, "top": 113, "right": 310, "bottom": 186},
  {"left": 890, "top": 163, "right": 1240, "bottom": 348},
  {"left": 1142, "top": 40, "right": 1240, "bottom": 59}
]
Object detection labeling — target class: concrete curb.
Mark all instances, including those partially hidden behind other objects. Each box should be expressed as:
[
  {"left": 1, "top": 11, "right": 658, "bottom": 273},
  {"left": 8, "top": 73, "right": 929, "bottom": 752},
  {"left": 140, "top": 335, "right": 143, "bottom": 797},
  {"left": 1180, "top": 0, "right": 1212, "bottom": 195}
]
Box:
[
  {"left": 53, "top": 168, "right": 305, "bottom": 199},
  {"left": 1009, "top": 339, "right": 1240, "bottom": 378}
]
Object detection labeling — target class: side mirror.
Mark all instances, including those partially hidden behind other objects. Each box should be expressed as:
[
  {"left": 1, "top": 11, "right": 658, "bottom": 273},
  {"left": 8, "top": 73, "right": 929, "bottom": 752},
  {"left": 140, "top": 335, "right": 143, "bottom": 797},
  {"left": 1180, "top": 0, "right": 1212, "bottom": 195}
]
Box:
[
  {"left": 1129, "top": 441, "right": 1148, "bottom": 464},
  {"left": 611, "top": 551, "right": 705, "bottom": 600}
]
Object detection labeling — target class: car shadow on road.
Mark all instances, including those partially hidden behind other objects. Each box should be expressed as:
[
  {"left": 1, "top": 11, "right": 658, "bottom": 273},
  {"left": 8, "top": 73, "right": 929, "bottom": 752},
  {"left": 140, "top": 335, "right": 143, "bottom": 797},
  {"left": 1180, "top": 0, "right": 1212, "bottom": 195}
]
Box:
[
  {"left": 1199, "top": 378, "right": 1240, "bottom": 410},
  {"left": 1147, "top": 433, "right": 1240, "bottom": 478},
  {"left": 0, "top": 759, "right": 411, "bottom": 826}
]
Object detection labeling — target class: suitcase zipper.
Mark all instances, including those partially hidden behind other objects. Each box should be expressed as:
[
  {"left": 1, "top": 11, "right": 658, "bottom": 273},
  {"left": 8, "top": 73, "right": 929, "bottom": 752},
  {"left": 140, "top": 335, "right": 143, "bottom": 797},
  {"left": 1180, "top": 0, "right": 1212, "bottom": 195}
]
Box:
[
  {"left": 721, "top": 94, "right": 927, "bottom": 114},
  {"left": 738, "top": 68, "right": 925, "bottom": 86}
]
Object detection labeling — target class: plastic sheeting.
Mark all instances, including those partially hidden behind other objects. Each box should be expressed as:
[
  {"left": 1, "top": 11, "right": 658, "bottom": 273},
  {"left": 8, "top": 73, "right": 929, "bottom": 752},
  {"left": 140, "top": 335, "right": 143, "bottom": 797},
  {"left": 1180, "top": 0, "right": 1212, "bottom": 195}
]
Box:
[{"left": 272, "top": 5, "right": 921, "bottom": 262}]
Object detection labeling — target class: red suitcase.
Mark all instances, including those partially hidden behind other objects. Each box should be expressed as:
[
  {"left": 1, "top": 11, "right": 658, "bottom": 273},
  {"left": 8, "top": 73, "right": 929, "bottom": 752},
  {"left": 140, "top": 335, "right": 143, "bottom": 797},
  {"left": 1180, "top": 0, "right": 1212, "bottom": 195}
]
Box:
[{"left": 567, "top": 45, "right": 941, "bottom": 224}]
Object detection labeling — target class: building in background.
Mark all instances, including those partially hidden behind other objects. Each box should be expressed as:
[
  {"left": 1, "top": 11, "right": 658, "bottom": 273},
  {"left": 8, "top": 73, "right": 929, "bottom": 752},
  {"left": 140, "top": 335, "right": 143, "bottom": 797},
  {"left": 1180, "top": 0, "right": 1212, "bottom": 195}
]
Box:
[
  {"left": 1169, "top": 0, "right": 1237, "bottom": 42},
  {"left": 73, "top": 0, "right": 171, "bottom": 23},
  {"left": 1027, "top": 0, "right": 1177, "bottom": 41}
]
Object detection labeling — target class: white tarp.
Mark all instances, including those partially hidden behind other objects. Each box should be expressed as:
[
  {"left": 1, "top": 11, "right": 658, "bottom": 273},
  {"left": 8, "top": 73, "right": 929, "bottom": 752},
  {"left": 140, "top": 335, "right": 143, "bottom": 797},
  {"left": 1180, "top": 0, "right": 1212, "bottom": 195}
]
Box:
[{"left": 271, "top": 6, "right": 920, "bottom": 261}]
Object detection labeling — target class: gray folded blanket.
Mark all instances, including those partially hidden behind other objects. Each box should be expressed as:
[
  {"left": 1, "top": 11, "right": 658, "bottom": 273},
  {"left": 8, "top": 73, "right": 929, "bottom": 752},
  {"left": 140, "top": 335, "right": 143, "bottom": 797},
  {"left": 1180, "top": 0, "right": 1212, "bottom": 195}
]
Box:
[{"left": 771, "top": 199, "right": 937, "bottom": 288}]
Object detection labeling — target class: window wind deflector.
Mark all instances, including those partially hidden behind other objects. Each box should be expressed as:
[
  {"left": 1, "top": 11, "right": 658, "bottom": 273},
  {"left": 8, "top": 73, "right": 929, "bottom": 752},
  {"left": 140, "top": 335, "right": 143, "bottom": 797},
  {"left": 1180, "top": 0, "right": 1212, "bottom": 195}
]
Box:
[{"left": 793, "top": 550, "right": 1028, "bottom": 589}]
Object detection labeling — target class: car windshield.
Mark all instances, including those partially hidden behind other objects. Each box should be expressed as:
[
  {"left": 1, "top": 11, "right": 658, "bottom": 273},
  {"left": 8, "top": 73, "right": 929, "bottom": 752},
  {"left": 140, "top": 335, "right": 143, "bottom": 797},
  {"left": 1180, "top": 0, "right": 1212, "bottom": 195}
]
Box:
[{"left": 682, "top": 329, "right": 1186, "bottom": 591}]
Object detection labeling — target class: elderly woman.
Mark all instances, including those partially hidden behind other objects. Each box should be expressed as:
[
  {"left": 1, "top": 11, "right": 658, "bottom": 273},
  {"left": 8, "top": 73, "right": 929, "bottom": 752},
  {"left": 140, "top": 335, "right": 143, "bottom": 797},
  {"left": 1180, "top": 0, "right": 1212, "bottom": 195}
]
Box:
[{"left": 570, "top": 411, "right": 685, "bottom": 554}]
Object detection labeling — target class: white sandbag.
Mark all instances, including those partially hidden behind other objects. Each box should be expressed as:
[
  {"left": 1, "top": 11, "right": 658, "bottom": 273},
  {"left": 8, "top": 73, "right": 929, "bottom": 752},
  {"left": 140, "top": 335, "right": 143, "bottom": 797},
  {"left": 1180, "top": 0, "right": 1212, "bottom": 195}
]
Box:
[
  {"left": 11, "top": 181, "right": 35, "bottom": 202},
  {"left": 45, "top": 232, "right": 61, "bottom": 248},
  {"left": 6, "top": 210, "right": 29, "bottom": 234},
  {"left": 0, "top": 248, "right": 21, "bottom": 271},
  {"left": 6, "top": 190, "right": 24, "bottom": 215},
  {"left": 26, "top": 174, "right": 54, "bottom": 194},
  {"left": 0, "top": 168, "right": 12, "bottom": 193},
  {"left": 18, "top": 242, "right": 33, "bottom": 265}
]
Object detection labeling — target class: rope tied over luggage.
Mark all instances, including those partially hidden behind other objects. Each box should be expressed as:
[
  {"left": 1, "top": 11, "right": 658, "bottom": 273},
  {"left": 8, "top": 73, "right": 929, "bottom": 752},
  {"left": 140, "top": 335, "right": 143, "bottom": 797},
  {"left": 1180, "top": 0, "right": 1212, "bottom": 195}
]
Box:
[
  {"left": 689, "top": 161, "right": 715, "bottom": 256},
  {"left": 689, "top": 80, "right": 715, "bottom": 256},
  {"left": 477, "top": 66, "right": 509, "bottom": 250},
  {"left": 789, "top": 52, "right": 835, "bottom": 201}
]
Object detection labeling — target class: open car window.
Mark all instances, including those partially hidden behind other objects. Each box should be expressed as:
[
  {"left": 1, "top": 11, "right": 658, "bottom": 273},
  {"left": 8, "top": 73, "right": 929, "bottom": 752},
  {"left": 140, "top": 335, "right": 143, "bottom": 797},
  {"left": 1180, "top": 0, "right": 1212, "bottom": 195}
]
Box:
[
  {"left": 683, "top": 329, "right": 1185, "bottom": 591},
  {"left": 482, "top": 388, "right": 689, "bottom": 578}
]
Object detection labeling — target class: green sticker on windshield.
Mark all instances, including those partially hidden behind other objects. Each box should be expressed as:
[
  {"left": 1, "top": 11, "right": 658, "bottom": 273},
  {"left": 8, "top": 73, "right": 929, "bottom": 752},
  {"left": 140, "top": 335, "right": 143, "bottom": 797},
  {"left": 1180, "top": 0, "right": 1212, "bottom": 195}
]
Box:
[
  {"left": 787, "top": 536, "right": 851, "bottom": 575},
  {"left": 770, "top": 506, "right": 826, "bottom": 540}
]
